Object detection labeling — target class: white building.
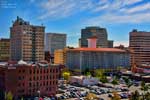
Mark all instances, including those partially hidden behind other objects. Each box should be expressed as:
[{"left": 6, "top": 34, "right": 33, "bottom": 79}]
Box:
[{"left": 69, "top": 76, "right": 99, "bottom": 86}]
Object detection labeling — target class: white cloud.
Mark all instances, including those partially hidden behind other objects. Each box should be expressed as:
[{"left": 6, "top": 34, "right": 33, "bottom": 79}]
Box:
[
  {"left": 39, "top": 0, "right": 93, "bottom": 20},
  {"left": 87, "top": 12, "right": 150, "bottom": 24},
  {"left": 121, "top": 3, "right": 150, "bottom": 14},
  {"left": 123, "top": 0, "right": 143, "bottom": 5},
  {"left": 38, "top": 0, "right": 150, "bottom": 24}
]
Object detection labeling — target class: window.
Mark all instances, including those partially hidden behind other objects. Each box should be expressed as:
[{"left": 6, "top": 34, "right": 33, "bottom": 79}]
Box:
[
  {"left": 30, "top": 70, "right": 32, "bottom": 74},
  {"left": 29, "top": 83, "right": 32, "bottom": 87}
]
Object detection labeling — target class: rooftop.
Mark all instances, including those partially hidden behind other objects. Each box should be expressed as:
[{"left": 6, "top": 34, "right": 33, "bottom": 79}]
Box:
[{"left": 67, "top": 47, "right": 127, "bottom": 52}]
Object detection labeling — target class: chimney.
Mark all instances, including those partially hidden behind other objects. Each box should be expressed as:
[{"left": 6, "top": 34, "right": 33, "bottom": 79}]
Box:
[{"left": 87, "top": 36, "right": 97, "bottom": 48}]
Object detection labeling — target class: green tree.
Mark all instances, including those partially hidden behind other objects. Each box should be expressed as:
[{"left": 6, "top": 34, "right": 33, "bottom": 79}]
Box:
[
  {"left": 145, "top": 92, "right": 150, "bottom": 100},
  {"left": 85, "top": 71, "right": 91, "bottom": 77},
  {"left": 21, "top": 97, "right": 24, "bottom": 100},
  {"left": 123, "top": 77, "right": 133, "bottom": 88},
  {"left": 111, "top": 79, "right": 118, "bottom": 86},
  {"left": 62, "top": 71, "right": 71, "bottom": 80},
  {"left": 6, "top": 91, "right": 13, "bottom": 100},
  {"left": 140, "top": 81, "right": 150, "bottom": 100},
  {"left": 129, "top": 90, "right": 140, "bottom": 100}
]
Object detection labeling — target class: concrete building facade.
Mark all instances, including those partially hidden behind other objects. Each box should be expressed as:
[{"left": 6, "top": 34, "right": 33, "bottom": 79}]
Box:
[
  {"left": 10, "top": 16, "right": 45, "bottom": 62},
  {"left": 45, "top": 33, "right": 66, "bottom": 55},
  {"left": 0, "top": 38, "right": 10, "bottom": 61},
  {"left": 80, "top": 26, "right": 113, "bottom": 48},
  {"left": 129, "top": 29, "right": 150, "bottom": 66},
  {"left": 66, "top": 48, "right": 130, "bottom": 72}
]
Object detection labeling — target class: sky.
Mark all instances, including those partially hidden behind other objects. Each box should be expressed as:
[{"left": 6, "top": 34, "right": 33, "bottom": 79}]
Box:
[{"left": 0, "top": 0, "right": 150, "bottom": 47}]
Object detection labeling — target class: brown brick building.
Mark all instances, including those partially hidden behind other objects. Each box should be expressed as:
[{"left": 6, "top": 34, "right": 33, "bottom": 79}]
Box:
[
  {"left": 0, "top": 38, "right": 10, "bottom": 61},
  {"left": 129, "top": 29, "right": 150, "bottom": 66},
  {"left": 0, "top": 61, "right": 64, "bottom": 99},
  {"left": 10, "top": 16, "right": 45, "bottom": 62}
]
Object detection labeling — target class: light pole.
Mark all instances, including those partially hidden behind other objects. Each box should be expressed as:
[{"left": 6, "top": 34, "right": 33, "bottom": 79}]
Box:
[{"left": 37, "top": 90, "right": 40, "bottom": 98}]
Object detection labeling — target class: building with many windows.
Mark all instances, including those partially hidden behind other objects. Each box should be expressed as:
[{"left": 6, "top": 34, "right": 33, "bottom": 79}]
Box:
[
  {"left": 66, "top": 37, "right": 130, "bottom": 72},
  {"left": 45, "top": 33, "right": 66, "bottom": 55},
  {"left": 10, "top": 16, "right": 45, "bottom": 62},
  {"left": 129, "top": 29, "right": 150, "bottom": 66},
  {"left": 0, "top": 38, "right": 10, "bottom": 61},
  {"left": 0, "top": 61, "right": 63, "bottom": 99},
  {"left": 80, "top": 26, "right": 113, "bottom": 48},
  {"left": 66, "top": 48, "right": 130, "bottom": 72}
]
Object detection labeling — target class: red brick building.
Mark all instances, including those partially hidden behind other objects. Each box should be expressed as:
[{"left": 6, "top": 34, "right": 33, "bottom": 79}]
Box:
[{"left": 0, "top": 61, "right": 64, "bottom": 99}]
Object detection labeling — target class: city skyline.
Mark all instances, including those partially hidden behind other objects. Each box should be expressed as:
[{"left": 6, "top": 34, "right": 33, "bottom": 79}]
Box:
[{"left": 1, "top": 0, "right": 150, "bottom": 47}]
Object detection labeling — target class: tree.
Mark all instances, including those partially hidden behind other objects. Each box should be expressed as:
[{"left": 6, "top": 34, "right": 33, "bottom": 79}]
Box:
[
  {"left": 85, "top": 93, "right": 98, "bottom": 100},
  {"left": 145, "top": 92, "right": 150, "bottom": 100},
  {"left": 21, "top": 97, "right": 24, "bottom": 100},
  {"left": 129, "top": 90, "right": 140, "bottom": 100},
  {"left": 6, "top": 91, "right": 13, "bottom": 100},
  {"left": 62, "top": 71, "right": 71, "bottom": 80},
  {"left": 123, "top": 77, "right": 133, "bottom": 88},
  {"left": 111, "top": 91, "right": 121, "bottom": 100},
  {"left": 111, "top": 79, "right": 118, "bottom": 86},
  {"left": 85, "top": 71, "right": 91, "bottom": 77},
  {"left": 140, "top": 81, "right": 150, "bottom": 100}
]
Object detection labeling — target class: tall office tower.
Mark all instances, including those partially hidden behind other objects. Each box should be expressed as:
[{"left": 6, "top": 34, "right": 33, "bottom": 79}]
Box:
[
  {"left": 129, "top": 29, "right": 150, "bottom": 66},
  {"left": 108, "top": 40, "right": 114, "bottom": 48},
  {"left": 10, "top": 16, "right": 45, "bottom": 62},
  {"left": 0, "top": 38, "right": 10, "bottom": 61},
  {"left": 80, "top": 26, "right": 113, "bottom": 47},
  {"left": 45, "top": 33, "right": 66, "bottom": 55}
]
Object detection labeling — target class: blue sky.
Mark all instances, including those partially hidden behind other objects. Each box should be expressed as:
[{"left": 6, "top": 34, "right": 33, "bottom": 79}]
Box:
[{"left": 0, "top": 0, "right": 150, "bottom": 47}]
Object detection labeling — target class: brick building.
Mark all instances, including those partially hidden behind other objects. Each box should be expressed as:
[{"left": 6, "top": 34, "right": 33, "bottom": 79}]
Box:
[{"left": 0, "top": 61, "right": 64, "bottom": 99}]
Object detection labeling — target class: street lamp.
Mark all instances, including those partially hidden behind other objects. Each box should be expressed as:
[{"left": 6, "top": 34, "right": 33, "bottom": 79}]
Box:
[{"left": 37, "top": 90, "right": 40, "bottom": 98}]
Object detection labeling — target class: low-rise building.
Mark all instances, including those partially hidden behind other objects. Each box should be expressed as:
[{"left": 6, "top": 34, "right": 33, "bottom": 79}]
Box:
[
  {"left": 0, "top": 61, "right": 64, "bottom": 99},
  {"left": 69, "top": 76, "right": 99, "bottom": 86}
]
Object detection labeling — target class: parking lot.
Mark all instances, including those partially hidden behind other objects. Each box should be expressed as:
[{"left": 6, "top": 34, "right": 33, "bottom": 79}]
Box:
[{"left": 56, "top": 79, "right": 150, "bottom": 100}]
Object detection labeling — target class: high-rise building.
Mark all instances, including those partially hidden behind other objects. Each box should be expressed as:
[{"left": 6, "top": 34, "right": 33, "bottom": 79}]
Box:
[
  {"left": 0, "top": 38, "right": 10, "bottom": 61},
  {"left": 129, "top": 29, "right": 150, "bottom": 66},
  {"left": 10, "top": 16, "right": 45, "bottom": 62},
  {"left": 45, "top": 33, "right": 66, "bottom": 55},
  {"left": 80, "top": 26, "right": 113, "bottom": 48}
]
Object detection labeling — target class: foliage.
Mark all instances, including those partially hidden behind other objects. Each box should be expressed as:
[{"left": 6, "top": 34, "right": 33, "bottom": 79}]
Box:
[
  {"left": 141, "top": 81, "right": 145, "bottom": 90},
  {"left": 129, "top": 90, "right": 140, "bottom": 100},
  {"left": 100, "top": 75, "right": 108, "bottom": 83},
  {"left": 145, "top": 92, "right": 150, "bottom": 100},
  {"left": 123, "top": 77, "right": 133, "bottom": 88},
  {"left": 85, "top": 71, "right": 91, "bottom": 77},
  {"left": 85, "top": 93, "right": 98, "bottom": 100},
  {"left": 111, "top": 91, "right": 121, "bottom": 100},
  {"left": 62, "top": 69, "right": 71, "bottom": 80},
  {"left": 111, "top": 79, "right": 118, "bottom": 86},
  {"left": 6, "top": 91, "right": 13, "bottom": 100}
]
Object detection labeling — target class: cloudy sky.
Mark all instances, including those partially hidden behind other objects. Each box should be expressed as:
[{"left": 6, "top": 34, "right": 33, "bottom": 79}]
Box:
[{"left": 0, "top": 0, "right": 150, "bottom": 47}]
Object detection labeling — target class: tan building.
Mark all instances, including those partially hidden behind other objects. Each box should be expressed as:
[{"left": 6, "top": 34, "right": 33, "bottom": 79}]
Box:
[
  {"left": 54, "top": 48, "right": 67, "bottom": 65},
  {"left": 129, "top": 29, "right": 150, "bottom": 66},
  {"left": 10, "top": 16, "right": 45, "bottom": 62},
  {"left": 0, "top": 38, "right": 10, "bottom": 61}
]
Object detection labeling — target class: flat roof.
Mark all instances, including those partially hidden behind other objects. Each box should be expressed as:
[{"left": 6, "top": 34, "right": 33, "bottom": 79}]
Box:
[{"left": 67, "top": 48, "right": 126, "bottom": 52}]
